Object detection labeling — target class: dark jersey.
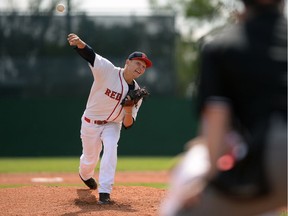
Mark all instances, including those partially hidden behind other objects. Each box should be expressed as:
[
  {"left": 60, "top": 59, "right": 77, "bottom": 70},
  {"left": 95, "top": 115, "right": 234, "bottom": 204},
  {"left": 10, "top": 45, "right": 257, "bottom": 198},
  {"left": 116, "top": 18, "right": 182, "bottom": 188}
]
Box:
[
  {"left": 197, "top": 8, "right": 287, "bottom": 197},
  {"left": 197, "top": 9, "right": 287, "bottom": 133}
]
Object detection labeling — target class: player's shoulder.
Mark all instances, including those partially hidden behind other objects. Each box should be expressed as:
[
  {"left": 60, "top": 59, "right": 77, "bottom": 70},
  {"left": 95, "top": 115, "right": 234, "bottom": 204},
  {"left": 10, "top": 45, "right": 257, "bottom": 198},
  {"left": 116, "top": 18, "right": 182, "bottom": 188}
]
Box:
[
  {"left": 94, "top": 53, "right": 122, "bottom": 71},
  {"left": 95, "top": 53, "right": 113, "bottom": 64},
  {"left": 200, "top": 24, "right": 243, "bottom": 55}
]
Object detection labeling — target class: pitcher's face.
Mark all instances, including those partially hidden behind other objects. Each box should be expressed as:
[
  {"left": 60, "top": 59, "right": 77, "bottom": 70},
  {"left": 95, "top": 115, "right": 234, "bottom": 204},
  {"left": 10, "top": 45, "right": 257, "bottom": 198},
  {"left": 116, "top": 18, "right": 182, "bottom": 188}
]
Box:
[{"left": 126, "top": 59, "right": 146, "bottom": 79}]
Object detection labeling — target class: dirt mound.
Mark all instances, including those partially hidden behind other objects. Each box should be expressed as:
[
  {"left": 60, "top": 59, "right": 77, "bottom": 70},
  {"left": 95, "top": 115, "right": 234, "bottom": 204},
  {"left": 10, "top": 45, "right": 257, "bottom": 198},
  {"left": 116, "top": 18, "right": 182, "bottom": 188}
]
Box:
[
  {"left": 0, "top": 185, "right": 167, "bottom": 216},
  {"left": 0, "top": 172, "right": 170, "bottom": 216}
]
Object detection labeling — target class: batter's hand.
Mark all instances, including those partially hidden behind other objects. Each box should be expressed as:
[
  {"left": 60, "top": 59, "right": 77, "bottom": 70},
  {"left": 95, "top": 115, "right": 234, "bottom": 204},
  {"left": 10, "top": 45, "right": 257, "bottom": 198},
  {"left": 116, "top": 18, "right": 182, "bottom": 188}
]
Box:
[{"left": 67, "top": 33, "right": 86, "bottom": 49}]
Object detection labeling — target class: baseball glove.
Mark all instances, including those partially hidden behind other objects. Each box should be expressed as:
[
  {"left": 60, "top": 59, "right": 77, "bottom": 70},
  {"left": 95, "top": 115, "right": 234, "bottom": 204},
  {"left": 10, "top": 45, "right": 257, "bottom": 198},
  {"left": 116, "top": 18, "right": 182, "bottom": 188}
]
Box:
[{"left": 121, "top": 87, "right": 150, "bottom": 107}]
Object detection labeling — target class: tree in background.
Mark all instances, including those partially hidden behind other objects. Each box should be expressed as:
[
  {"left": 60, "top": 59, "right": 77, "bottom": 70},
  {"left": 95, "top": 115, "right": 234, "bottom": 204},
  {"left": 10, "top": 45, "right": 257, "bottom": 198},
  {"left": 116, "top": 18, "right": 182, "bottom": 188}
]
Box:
[{"left": 149, "top": 0, "right": 242, "bottom": 97}]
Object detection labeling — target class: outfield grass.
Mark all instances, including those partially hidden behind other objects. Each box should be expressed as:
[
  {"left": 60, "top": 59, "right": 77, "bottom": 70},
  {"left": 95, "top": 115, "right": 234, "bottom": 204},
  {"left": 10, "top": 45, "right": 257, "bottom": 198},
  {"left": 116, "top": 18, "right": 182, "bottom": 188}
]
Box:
[
  {"left": 0, "top": 156, "right": 178, "bottom": 173},
  {"left": 0, "top": 157, "right": 176, "bottom": 189}
]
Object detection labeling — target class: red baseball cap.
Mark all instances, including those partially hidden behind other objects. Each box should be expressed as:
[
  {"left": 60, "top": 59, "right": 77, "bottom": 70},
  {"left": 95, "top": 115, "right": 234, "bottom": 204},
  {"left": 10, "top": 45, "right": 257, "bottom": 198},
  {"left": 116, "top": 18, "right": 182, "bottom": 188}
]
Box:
[{"left": 128, "top": 51, "right": 152, "bottom": 68}]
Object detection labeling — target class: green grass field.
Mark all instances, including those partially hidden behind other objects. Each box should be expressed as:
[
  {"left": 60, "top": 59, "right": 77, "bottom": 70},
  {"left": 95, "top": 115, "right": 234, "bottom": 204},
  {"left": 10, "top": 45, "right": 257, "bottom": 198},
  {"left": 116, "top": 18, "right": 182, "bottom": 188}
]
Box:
[
  {"left": 0, "top": 156, "right": 177, "bottom": 173},
  {"left": 0, "top": 156, "right": 178, "bottom": 189}
]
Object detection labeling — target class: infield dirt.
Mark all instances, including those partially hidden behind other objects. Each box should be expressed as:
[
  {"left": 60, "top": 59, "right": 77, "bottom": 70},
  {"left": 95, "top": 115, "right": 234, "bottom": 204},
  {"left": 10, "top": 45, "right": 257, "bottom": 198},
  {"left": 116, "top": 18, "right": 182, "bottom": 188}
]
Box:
[{"left": 0, "top": 171, "right": 169, "bottom": 216}]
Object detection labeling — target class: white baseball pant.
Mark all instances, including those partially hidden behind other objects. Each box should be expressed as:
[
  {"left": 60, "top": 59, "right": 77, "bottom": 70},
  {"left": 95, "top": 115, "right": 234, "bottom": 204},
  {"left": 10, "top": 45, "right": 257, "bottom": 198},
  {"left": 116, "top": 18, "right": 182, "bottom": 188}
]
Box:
[{"left": 79, "top": 116, "right": 121, "bottom": 194}]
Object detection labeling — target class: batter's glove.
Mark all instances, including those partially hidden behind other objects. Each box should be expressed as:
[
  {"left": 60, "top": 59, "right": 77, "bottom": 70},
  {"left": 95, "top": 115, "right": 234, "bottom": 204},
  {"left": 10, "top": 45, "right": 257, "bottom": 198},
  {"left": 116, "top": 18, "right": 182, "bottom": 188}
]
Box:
[{"left": 121, "top": 87, "right": 150, "bottom": 107}]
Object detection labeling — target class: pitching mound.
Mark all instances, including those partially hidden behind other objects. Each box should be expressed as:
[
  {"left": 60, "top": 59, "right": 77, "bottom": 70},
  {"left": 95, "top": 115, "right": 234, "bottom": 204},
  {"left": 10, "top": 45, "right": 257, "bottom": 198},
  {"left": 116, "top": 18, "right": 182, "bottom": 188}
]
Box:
[
  {"left": 0, "top": 185, "right": 166, "bottom": 216},
  {"left": 0, "top": 172, "right": 169, "bottom": 216}
]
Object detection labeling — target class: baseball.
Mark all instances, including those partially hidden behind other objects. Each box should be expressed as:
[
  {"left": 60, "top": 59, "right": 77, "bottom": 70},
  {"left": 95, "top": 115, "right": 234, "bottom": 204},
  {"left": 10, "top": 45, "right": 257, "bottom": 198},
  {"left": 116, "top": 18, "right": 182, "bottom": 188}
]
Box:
[{"left": 56, "top": 3, "right": 65, "bottom": 12}]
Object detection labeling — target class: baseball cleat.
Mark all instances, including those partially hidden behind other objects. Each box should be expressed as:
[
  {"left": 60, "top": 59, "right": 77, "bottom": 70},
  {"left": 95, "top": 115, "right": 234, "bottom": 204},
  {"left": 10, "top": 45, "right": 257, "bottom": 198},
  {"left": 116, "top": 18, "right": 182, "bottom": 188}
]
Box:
[
  {"left": 79, "top": 174, "right": 97, "bottom": 190},
  {"left": 98, "top": 193, "right": 112, "bottom": 204}
]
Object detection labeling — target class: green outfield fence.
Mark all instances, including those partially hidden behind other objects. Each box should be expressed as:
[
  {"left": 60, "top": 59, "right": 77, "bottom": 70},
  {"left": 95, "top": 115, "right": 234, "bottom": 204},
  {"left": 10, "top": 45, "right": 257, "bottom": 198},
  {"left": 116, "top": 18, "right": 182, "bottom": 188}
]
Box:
[{"left": 0, "top": 96, "right": 197, "bottom": 156}]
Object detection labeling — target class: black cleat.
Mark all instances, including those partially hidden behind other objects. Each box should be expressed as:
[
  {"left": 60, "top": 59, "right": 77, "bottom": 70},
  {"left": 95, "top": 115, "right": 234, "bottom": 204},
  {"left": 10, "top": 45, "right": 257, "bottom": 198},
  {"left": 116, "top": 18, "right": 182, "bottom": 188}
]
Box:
[
  {"left": 79, "top": 174, "right": 97, "bottom": 190},
  {"left": 98, "top": 193, "right": 112, "bottom": 204}
]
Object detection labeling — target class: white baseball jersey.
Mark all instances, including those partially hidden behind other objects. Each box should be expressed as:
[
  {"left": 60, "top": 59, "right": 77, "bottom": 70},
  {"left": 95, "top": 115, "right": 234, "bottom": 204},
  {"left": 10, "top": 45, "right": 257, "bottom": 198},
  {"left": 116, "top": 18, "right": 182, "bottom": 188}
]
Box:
[
  {"left": 84, "top": 53, "right": 142, "bottom": 122},
  {"left": 79, "top": 52, "right": 144, "bottom": 194}
]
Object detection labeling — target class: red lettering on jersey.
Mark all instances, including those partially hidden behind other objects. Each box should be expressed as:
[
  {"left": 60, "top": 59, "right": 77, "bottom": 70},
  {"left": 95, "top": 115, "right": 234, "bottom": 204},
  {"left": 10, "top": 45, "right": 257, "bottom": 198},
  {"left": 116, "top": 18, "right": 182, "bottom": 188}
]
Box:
[
  {"left": 111, "top": 91, "right": 116, "bottom": 99},
  {"left": 105, "top": 88, "right": 111, "bottom": 96},
  {"left": 105, "top": 88, "right": 122, "bottom": 101},
  {"left": 115, "top": 93, "right": 122, "bottom": 101}
]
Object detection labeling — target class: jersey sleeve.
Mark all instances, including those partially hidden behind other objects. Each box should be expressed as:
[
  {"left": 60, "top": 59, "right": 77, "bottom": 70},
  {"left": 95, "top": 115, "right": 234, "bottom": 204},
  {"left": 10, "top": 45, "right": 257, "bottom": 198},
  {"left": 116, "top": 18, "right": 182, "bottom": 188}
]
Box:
[
  {"left": 75, "top": 45, "right": 95, "bottom": 66},
  {"left": 75, "top": 44, "right": 118, "bottom": 81},
  {"left": 89, "top": 53, "right": 118, "bottom": 81}
]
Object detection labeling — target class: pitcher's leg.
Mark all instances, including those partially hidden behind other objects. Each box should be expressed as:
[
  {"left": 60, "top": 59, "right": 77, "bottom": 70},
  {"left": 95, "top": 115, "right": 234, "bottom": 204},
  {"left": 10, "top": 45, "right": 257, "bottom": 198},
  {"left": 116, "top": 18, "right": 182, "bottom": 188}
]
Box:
[
  {"left": 79, "top": 120, "right": 103, "bottom": 180},
  {"left": 98, "top": 123, "right": 121, "bottom": 193}
]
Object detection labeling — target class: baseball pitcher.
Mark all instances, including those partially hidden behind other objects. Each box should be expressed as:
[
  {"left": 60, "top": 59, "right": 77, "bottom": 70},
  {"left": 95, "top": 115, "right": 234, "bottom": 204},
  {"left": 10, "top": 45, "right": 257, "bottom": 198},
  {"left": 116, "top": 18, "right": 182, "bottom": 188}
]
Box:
[{"left": 67, "top": 33, "right": 152, "bottom": 204}]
